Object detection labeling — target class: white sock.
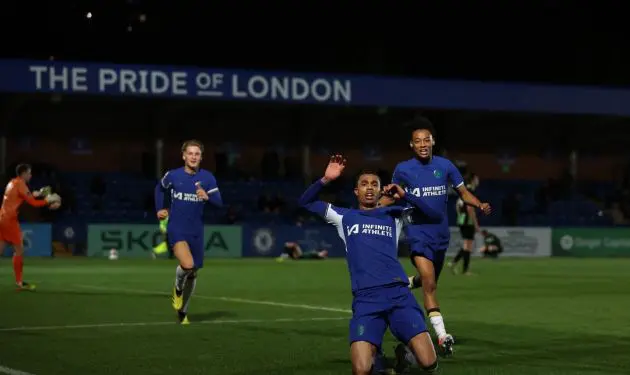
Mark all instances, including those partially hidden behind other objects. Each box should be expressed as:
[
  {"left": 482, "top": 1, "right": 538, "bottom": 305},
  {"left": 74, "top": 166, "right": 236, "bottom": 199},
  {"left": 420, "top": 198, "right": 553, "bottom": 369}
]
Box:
[{"left": 429, "top": 314, "right": 447, "bottom": 339}]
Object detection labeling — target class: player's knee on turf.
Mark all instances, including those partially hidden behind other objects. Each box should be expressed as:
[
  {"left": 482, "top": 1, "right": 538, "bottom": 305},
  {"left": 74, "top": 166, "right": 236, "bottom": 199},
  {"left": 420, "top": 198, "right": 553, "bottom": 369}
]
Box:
[
  {"left": 422, "top": 360, "right": 439, "bottom": 374},
  {"left": 351, "top": 359, "right": 372, "bottom": 375},
  {"left": 350, "top": 341, "right": 376, "bottom": 375},
  {"left": 408, "top": 332, "right": 438, "bottom": 369}
]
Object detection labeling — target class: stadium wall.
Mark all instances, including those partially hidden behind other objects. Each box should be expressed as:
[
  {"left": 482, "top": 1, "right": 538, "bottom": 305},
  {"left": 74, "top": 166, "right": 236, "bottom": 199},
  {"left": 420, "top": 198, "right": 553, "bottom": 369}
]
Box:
[
  {"left": 7, "top": 223, "right": 629, "bottom": 259},
  {"left": 6, "top": 137, "right": 624, "bottom": 181}
]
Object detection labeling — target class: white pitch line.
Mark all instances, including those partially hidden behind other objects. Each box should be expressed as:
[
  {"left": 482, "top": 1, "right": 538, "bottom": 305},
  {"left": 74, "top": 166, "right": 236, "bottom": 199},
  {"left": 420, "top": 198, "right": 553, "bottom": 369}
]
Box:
[
  {"left": 0, "top": 365, "right": 36, "bottom": 375},
  {"left": 75, "top": 284, "right": 353, "bottom": 314},
  {"left": 0, "top": 316, "right": 348, "bottom": 333}
]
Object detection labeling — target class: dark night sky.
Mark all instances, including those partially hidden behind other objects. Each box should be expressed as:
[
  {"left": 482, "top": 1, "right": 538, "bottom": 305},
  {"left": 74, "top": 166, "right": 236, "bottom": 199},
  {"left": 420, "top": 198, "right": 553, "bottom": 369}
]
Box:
[{"left": 6, "top": 1, "right": 630, "bottom": 86}]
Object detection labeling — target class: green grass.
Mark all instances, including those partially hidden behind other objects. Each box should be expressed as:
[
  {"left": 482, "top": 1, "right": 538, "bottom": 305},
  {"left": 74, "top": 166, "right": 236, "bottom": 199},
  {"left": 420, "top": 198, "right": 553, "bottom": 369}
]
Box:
[{"left": 0, "top": 257, "right": 629, "bottom": 375}]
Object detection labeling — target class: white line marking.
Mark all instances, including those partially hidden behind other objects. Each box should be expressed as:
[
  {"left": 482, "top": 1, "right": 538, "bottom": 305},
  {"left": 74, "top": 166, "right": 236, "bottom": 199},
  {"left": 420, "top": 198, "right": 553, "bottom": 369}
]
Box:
[
  {"left": 75, "top": 284, "right": 353, "bottom": 314},
  {"left": 0, "top": 316, "right": 347, "bottom": 333},
  {"left": 0, "top": 365, "right": 36, "bottom": 375}
]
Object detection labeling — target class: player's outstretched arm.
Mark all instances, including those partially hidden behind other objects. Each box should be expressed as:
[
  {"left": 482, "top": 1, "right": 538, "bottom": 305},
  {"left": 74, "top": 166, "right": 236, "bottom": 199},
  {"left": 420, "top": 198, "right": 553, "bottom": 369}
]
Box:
[
  {"left": 298, "top": 179, "right": 329, "bottom": 217},
  {"left": 447, "top": 161, "right": 492, "bottom": 215},
  {"left": 456, "top": 185, "right": 491, "bottom": 215},
  {"left": 18, "top": 183, "right": 47, "bottom": 208},
  {"left": 23, "top": 194, "right": 47, "bottom": 207},
  {"left": 298, "top": 179, "right": 347, "bottom": 227},
  {"left": 298, "top": 154, "right": 347, "bottom": 218},
  {"left": 384, "top": 184, "right": 442, "bottom": 221}
]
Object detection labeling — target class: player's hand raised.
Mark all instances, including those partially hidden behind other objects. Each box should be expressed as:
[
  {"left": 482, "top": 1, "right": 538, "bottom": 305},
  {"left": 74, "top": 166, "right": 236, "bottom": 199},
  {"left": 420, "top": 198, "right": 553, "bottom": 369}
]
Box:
[
  {"left": 195, "top": 182, "right": 209, "bottom": 201},
  {"left": 322, "top": 154, "right": 347, "bottom": 183},
  {"left": 479, "top": 202, "right": 492, "bottom": 215},
  {"left": 157, "top": 209, "right": 169, "bottom": 220},
  {"left": 383, "top": 184, "right": 405, "bottom": 199}
]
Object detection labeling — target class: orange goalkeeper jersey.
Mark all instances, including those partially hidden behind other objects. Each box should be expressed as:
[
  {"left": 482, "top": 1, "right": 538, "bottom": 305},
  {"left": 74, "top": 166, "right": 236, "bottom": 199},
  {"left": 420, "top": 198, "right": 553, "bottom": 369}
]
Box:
[{"left": 0, "top": 177, "right": 47, "bottom": 222}]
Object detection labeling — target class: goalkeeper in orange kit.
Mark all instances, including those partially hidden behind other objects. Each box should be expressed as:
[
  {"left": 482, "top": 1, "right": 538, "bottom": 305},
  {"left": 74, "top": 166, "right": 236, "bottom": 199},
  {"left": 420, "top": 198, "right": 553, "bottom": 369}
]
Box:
[{"left": 0, "top": 164, "right": 61, "bottom": 290}]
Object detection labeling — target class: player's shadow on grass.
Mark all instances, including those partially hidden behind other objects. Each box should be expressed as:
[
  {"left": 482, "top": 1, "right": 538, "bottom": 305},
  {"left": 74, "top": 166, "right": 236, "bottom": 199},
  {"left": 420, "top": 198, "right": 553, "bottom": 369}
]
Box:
[{"left": 192, "top": 311, "right": 236, "bottom": 321}]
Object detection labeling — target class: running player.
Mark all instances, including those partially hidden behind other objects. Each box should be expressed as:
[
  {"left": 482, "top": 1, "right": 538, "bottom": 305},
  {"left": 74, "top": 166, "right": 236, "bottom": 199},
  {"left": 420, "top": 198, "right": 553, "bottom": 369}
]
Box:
[
  {"left": 300, "top": 155, "right": 442, "bottom": 375},
  {"left": 380, "top": 117, "right": 491, "bottom": 355},
  {"left": 0, "top": 164, "right": 60, "bottom": 290},
  {"left": 448, "top": 173, "right": 480, "bottom": 275},
  {"left": 154, "top": 140, "right": 223, "bottom": 324}
]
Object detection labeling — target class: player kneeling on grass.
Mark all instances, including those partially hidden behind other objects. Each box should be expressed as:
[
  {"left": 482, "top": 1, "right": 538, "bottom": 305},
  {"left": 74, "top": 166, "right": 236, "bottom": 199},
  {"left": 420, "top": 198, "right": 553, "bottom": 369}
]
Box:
[
  {"left": 154, "top": 140, "right": 223, "bottom": 324},
  {"left": 479, "top": 229, "right": 503, "bottom": 258},
  {"left": 276, "top": 242, "right": 328, "bottom": 262},
  {"left": 300, "top": 155, "right": 441, "bottom": 374},
  {"left": 0, "top": 164, "right": 61, "bottom": 290}
]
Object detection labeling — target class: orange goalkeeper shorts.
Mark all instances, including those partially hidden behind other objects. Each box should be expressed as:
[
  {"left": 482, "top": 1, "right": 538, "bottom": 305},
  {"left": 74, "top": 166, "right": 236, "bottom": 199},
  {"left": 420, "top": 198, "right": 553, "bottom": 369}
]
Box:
[{"left": 0, "top": 219, "right": 22, "bottom": 245}]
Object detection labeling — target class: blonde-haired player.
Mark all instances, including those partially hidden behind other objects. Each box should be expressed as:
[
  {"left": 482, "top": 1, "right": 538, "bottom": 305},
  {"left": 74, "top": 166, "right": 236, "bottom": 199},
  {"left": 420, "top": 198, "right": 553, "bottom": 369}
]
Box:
[{"left": 154, "top": 140, "right": 223, "bottom": 324}]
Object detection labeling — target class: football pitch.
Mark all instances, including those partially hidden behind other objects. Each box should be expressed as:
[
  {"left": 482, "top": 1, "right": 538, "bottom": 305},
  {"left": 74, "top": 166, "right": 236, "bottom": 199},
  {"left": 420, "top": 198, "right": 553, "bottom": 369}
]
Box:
[{"left": 0, "top": 257, "right": 629, "bottom": 375}]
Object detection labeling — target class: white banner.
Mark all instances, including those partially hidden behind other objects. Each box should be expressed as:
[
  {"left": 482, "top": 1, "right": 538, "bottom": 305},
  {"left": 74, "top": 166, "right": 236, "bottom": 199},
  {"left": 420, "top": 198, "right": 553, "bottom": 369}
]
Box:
[{"left": 446, "top": 226, "right": 552, "bottom": 257}]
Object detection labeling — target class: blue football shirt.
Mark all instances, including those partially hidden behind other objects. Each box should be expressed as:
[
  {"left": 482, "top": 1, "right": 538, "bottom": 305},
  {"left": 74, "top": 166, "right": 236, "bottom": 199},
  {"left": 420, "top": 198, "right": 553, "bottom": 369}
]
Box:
[
  {"left": 299, "top": 179, "right": 442, "bottom": 293},
  {"left": 154, "top": 167, "right": 223, "bottom": 234},
  {"left": 392, "top": 156, "right": 464, "bottom": 248}
]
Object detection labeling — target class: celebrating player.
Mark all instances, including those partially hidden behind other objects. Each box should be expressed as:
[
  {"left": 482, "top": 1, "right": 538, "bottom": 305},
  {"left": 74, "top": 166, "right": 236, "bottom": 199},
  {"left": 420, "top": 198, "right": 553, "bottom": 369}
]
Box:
[
  {"left": 380, "top": 117, "right": 491, "bottom": 355},
  {"left": 0, "top": 164, "right": 61, "bottom": 290},
  {"left": 448, "top": 173, "right": 481, "bottom": 275},
  {"left": 154, "top": 140, "right": 223, "bottom": 324},
  {"left": 300, "top": 155, "right": 442, "bottom": 375}
]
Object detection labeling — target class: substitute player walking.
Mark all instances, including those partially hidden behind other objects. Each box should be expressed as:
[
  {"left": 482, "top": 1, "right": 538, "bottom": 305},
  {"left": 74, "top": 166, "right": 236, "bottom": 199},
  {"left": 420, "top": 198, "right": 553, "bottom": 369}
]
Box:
[{"left": 0, "top": 164, "right": 60, "bottom": 290}]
